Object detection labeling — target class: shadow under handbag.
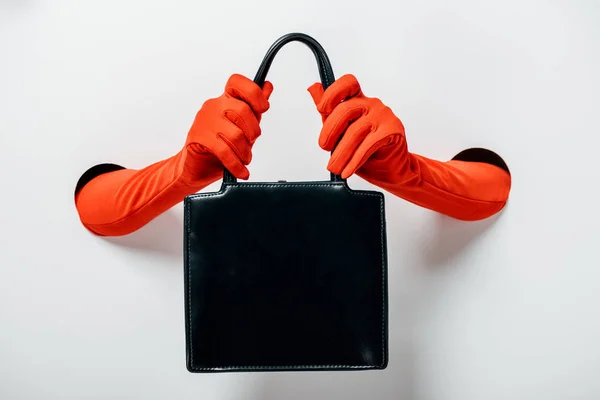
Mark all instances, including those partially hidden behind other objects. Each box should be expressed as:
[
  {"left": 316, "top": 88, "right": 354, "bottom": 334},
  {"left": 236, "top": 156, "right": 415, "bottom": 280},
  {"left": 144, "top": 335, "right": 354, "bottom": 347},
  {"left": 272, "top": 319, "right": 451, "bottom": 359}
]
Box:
[{"left": 183, "top": 33, "right": 389, "bottom": 373}]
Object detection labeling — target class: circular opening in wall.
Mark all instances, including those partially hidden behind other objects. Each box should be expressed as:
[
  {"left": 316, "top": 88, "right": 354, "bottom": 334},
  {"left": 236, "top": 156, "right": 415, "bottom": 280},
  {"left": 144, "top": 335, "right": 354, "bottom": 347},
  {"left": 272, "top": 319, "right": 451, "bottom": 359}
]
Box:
[{"left": 451, "top": 148, "right": 510, "bottom": 175}]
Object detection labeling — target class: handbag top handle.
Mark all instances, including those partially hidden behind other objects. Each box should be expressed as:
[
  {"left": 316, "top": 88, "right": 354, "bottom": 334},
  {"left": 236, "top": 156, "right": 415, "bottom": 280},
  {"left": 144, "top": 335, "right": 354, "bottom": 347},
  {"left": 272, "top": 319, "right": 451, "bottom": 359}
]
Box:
[{"left": 223, "top": 32, "right": 342, "bottom": 183}]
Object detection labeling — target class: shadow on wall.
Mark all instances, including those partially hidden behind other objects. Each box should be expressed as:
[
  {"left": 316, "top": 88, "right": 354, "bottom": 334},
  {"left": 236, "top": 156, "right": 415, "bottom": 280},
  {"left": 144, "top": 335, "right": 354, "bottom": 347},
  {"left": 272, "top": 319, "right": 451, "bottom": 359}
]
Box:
[
  {"left": 249, "top": 339, "right": 415, "bottom": 400},
  {"left": 102, "top": 209, "right": 184, "bottom": 259},
  {"left": 247, "top": 208, "right": 502, "bottom": 400},
  {"left": 251, "top": 363, "right": 414, "bottom": 400},
  {"left": 247, "top": 209, "right": 417, "bottom": 400},
  {"left": 0, "top": 0, "right": 35, "bottom": 11},
  {"left": 97, "top": 190, "right": 500, "bottom": 399},
  {"left": 420, "top": 212, "right": 503, "bottom": 268}
]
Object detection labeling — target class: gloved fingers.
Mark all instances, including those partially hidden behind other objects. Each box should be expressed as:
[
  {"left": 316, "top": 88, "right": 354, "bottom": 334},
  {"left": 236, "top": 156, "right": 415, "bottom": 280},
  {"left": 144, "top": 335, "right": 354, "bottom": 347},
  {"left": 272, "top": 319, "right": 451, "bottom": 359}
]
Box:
[
  {"left": 318, "top": 98, "right": 368, "bottom": 150},
  {"left": 225, "top": 74, "right": 272, "bottom": 115},
  {"left": 256, "top": 81, "right": 274, "bottom": 123},
  {"left": 261, "top": 81, "right": 274, "bottom": 100},
  {"left": 309, "top": 74, "right": 363, "bottom": 115},
  {"left": 223, "top": 99, "right": 262, "bottom": 143},
  {"left": 342, "top": 132, "right": 402, "bottom": 179},
  {"left": 212, "top": 137, "right": 250, "bottom": 180},
  {"left": 307, "top": 82, "right": 325, "bottom": 108},
  {"left": 326, "top": 120, "right": 374, "bottom": 175},
  {"left": 217, "top": 124, "right": 253, "bottom": 165}
]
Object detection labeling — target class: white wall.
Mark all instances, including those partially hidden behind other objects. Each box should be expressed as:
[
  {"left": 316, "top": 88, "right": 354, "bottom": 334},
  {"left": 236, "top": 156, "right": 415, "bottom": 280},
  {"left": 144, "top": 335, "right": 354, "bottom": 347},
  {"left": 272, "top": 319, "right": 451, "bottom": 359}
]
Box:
[{"left": 1, "top": 1, "right": 599, "bottom": 399}]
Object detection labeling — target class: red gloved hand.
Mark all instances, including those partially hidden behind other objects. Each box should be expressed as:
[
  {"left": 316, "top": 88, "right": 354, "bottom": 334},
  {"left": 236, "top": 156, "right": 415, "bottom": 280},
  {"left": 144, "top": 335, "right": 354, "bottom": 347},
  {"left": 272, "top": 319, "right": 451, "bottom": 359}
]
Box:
[
  {"left": 184, "top": 74, "right": 273, "bottom": 180},
  {"left": 308, "top": 74, "right": 511, "bottom": 221},
  {"left": 75, "top": 74, "right": 273, "bottom": 236}
]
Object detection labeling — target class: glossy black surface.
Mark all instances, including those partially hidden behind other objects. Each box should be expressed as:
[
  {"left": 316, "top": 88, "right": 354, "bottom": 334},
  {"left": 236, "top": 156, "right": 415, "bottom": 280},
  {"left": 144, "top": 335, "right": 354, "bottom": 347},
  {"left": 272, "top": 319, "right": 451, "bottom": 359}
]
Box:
[{"left": 184, "top": 181, "right": 388, "bottom": 372}]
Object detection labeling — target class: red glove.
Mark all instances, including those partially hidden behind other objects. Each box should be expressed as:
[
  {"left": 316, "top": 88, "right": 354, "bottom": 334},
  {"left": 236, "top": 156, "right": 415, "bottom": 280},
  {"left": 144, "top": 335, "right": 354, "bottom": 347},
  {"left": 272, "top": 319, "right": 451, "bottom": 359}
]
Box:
[
  {"left": 75, "top": 74, "right": 273, "bottom": 236},
  {"left": 308, "top": 74, "right": 511, "bottom": 221}
]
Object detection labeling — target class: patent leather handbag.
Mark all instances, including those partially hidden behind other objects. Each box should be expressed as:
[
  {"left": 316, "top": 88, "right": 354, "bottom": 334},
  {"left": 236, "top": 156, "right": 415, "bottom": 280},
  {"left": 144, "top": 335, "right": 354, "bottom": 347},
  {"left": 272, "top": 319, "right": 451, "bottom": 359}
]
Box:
[{"left": 183, "top": 33, "right": 389, "bottom": 373}]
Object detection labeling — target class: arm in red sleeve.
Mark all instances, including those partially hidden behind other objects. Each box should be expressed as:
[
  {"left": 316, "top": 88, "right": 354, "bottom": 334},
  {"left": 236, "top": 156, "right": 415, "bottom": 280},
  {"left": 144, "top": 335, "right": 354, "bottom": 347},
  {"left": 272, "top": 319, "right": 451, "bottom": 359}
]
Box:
[
  {"left": 308, "top": 74, "right": 511, "bottom": 221},
  {"left": 74, "top": 74, "right": 273, "bottom": 236}
]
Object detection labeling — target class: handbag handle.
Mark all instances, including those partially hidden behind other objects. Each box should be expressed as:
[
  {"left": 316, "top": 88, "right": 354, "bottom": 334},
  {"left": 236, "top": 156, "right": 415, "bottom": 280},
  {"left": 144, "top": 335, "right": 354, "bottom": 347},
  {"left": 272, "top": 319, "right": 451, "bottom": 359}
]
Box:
[
  {"left": 223, "top": 33, "right": 343, "bottom": 183},
  {"left": 253, "top": 33, "right": 335, "bottom": 91}
]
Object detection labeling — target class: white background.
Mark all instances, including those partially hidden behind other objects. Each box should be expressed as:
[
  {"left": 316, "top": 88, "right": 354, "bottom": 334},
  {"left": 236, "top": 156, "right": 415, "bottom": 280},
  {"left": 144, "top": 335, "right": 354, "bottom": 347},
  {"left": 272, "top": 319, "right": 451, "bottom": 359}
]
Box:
[{"left": 1, "top": 0, "right": 599, "bottom": 399}]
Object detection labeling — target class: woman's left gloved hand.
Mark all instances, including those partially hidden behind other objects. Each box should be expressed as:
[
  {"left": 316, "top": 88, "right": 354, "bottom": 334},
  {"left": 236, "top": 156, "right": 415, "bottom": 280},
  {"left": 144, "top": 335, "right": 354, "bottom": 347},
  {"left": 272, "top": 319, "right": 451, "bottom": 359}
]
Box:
[{"left": 308, "top": 74, "right": 511, "bottom": 221}]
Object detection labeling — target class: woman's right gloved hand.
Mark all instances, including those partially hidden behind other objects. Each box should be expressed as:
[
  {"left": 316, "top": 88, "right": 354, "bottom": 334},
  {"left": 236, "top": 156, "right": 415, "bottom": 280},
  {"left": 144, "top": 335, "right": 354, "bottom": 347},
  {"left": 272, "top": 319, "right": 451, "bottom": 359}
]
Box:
[
  {"left": 183, "top": 74, "right": 273, "bottom": 181},
  {"left": 74, "top": 74, "right": 273, "bottom": 236},
  {"left": 308, "top": 74, "right": 511, "bottom": 221}
]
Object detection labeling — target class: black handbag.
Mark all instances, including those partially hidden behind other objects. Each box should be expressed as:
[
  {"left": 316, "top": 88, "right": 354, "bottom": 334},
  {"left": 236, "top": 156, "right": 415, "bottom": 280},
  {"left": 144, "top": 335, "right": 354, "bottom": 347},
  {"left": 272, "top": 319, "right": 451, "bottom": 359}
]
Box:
[{"left": 183, "top": 33, "right": 389, "bottom": 373}]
